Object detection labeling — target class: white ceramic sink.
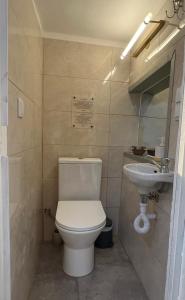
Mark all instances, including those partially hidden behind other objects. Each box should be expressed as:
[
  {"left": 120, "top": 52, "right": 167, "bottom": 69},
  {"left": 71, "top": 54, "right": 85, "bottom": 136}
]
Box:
[{"left": 123, "top": 163, "right": 174, "bottom": 194}]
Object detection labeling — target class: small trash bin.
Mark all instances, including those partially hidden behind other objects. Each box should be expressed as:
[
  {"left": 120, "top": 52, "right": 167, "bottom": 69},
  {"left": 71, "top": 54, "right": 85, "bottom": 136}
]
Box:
[{"left": 95, "top": 217, "right": 113, "bottom": 248}]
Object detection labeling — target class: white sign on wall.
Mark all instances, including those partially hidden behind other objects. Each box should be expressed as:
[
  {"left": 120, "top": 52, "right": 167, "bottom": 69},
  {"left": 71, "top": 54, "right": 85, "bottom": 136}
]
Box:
[{"left": 72, "top": 96, "right": 95, "bottom": 128}]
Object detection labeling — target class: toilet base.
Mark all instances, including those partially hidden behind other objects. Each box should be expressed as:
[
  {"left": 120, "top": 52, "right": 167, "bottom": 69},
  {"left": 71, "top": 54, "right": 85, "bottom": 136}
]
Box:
[{"left": 63, "top": 244, "right": 94, "bottom": 277}]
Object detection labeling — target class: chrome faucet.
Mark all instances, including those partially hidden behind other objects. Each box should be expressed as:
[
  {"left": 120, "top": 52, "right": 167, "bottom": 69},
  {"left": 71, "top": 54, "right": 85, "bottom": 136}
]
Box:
[{"left": 146, "top": 155, "right": 170, "bottom": 173}]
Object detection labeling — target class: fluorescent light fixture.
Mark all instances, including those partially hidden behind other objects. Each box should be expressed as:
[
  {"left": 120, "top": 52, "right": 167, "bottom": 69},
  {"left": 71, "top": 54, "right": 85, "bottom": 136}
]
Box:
[
  {"left": 120, "top": 13, "right": 152, "bottom": 60},
  {"left": 132, "top": 20, "right": 165, "bottom": 57},
  {"left": 145, "top": 19, "right": 185, "bottom": 62}
]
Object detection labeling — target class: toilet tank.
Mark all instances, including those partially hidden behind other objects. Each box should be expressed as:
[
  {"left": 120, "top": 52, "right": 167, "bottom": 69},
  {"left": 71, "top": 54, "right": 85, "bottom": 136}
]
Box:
[{"left": 58, "top": 158, "right": 102, "bottom": 201}]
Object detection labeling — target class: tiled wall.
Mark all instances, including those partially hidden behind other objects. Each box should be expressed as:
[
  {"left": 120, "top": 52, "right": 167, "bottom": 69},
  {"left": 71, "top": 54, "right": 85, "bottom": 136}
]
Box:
[
  {"left": 8, "top": 0, "right": 43, "bottom": 299},
  {"left": 119, "top": 1, "right": 185, "bottom": 299},
  {"left": 120, "top": 155, "right": 173, "bottom": 300},
  {"left": 43, "top": 38, "right": 140, "bottom": 240}
]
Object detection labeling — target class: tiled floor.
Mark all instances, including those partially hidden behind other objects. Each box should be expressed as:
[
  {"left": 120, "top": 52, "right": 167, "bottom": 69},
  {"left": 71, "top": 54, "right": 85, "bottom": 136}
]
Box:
[{"left": 29, "top": 239, "right": 148, "bottom": 300}]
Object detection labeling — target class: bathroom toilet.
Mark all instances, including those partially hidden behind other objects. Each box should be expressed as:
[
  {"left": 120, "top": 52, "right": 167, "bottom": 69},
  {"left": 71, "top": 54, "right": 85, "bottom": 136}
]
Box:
[{"left": 55, "top": 158, "right": 106, "bottom": 277}]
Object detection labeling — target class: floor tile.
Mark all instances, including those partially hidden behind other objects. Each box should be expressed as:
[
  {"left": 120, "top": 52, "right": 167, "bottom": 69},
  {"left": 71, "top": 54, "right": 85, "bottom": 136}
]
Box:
[
  {"left": 29, "top": 239, "right": 148, "bottom": 300},
  {"left": 29, "top": 274, "right": 78, "bottom": 300},
  {"left": 78, "top": 256, "right": 147, "bottom": 300}
]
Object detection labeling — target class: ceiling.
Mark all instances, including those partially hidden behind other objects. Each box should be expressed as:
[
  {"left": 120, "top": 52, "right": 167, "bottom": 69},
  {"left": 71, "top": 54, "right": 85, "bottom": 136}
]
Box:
[{"left": 35, "top": 0, "right": 167, "bottom": 46}]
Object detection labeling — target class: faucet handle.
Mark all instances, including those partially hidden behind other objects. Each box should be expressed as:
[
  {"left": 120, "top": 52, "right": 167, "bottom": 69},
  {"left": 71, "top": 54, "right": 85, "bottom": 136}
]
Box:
[
  {"left": 146, "top": 155, "right": 161, "bottom": 162},
  {"left": 160, "top": 157, "right": 170, "bottom": 173},
  {"left": 161, "top": 157, "right": 170, "bottom": 165}
]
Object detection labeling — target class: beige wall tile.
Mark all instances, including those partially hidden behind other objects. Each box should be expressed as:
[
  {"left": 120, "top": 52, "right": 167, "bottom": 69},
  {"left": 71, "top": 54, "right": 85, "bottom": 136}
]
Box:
[
  {"left": 44, "top": 111, "right": 109, "bottom": 146},
  {"left": 68, "top": 127, "right": 109, "bottom": 147},
  {"left": 9, "top": 154, "right": 24, "bottom": 218},
  {"left": 23, "top": 97, "right": 35, "bottom": 150},
  {"left": 44, "top": 76, "right": 72, "bottom": 112},
  {"left": 28, "top": 73, "right": 43, "bottom": 107},
  {"left": 43, "top": 145, "right": 60, "bottom": 179},
  {"left": 44, "top": 39, "right": 112, "bottom": 80},
  {"left": 111, "top": 48, "right": 130, "bottom": 83},
  {"left": 8, "top": 0, "right": 43, "bottom": 299},
  {"left": 43, "top": 111, "right": 71, "bottom": 145},
  {"left": 9, "top": 0, "right": 41, "bottom": 35},
  {"left": 9, "top": 5, "right": 43, "bottom": 105},
  {"left": 33, "top": 106, "right": 42, "bottom": 148},
  {"left": 8, "top": 82, "right": 42, "bottom": 155},
  {"left": 108, "top": 147, "right": 125, "bottom": 178},
  {"left": 146, "top": 207, "right": 170, "bottom": 270},
  {"left": 43, "top": 179, "right": 58, "bottom": 241},
  {"left": 100, "top": 178, "right": 108, "bottom": 208},
  {"left": 109, "top": 115, "right": 139, "bottom": 146},
  {"left": 23, "top": 148, "right": 42, "bottom": 196},
  {"left": 8, "top": 11, "right": 27, "bottom": 88},
  {"left": 71, "top": 80, "right": 110, "bottom": 115},
  {"left": 110, "top": 82, "right": 139, "bottom": 115},
  {"left": 10, "top": 148, "right": 42, "bottom": 300},
  {"left": 44, "top": 76, "right": 110, "bottom": 114},
  {"left": 156, "top": 185, "right": 173, "bottom": 216},
  {"left": 107, "top": 178, "right": 122, "bottom": 208}
]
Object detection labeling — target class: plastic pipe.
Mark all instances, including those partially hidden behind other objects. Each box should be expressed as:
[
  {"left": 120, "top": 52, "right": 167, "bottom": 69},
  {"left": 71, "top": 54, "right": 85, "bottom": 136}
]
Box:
[{"left": 133, "top": 202, "right": 156, "bottom": 235}]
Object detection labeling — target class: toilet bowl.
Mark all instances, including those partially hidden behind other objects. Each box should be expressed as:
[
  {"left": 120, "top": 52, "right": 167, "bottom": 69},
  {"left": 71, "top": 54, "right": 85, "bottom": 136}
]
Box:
[
  {"left": 56, "top": 200, "right": 106, "bottom": 277},
  {"left": 55, "top": 157, "right": 106, "bottom": 277}
]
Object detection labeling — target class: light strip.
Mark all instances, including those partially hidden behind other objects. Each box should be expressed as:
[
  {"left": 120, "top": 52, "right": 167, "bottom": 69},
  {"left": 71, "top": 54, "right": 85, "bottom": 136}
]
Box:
[
  {"left": 120, "top": 13, "right": 152, "bottom": 60},
  {"left": 145, "top": 19, "right": 185, "bottom": 62},
  {"left": 103, "top": 66, "right": 117, "bottom": 84},
  {"left": 132, "top": 20, "right": 165, "bottom": 57}
]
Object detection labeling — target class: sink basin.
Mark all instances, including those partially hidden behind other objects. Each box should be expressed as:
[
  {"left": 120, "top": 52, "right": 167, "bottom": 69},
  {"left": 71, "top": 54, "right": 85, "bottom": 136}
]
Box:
[{"left": 123, "top": 163, "right": 174, "bottom": 194}]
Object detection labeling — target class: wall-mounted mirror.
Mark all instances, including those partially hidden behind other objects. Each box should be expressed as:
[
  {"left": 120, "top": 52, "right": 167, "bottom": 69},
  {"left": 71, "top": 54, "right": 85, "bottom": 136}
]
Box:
[
  {"left": 138, "top": 78, "right": 170, "bottom": 149},
  {"left": 129, "top": 59, "right": 174, "bottom": 155}
]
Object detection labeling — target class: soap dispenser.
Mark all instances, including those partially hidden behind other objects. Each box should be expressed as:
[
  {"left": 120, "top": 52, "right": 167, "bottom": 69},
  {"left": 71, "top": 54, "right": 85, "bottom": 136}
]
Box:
[{"left": 155, "top": 137, "right": 165, "bottom": 158}]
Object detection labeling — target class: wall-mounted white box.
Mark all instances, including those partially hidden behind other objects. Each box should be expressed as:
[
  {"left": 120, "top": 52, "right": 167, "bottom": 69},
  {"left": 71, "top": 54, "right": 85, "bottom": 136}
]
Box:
[{"left": 17, "top": 97, "right": 24, "bottom": 118}]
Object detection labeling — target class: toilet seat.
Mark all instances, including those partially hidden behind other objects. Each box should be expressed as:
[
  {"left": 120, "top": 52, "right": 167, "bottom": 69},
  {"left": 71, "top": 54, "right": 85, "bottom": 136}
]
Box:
[{"left": 56, "top": 200, "right": 106, "bottom": 232}]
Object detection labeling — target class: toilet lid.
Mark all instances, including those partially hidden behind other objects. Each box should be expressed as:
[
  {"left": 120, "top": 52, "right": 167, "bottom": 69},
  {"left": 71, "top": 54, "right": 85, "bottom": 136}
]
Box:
[{"left": 56, "top": 201, "right": 106, "bottom": 232}]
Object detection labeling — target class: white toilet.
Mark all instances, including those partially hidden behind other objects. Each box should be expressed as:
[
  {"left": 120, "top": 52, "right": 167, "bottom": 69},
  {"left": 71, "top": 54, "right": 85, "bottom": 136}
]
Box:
[{"left": 55, "top": 157, "right": 106, "bottom": 277}]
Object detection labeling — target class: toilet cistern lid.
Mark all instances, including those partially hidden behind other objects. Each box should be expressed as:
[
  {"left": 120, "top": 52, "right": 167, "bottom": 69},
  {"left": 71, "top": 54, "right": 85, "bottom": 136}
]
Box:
[
  {"left": 56, "top": 201, "right": 106, "bottom": 232},
  {"left": 58, "top": 157, "right": 102, "bottom": 164}
]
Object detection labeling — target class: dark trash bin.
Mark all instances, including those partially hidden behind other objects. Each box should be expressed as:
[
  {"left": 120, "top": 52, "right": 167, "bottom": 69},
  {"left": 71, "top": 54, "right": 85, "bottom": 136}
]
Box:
[{"left": 95, "top": 217, "right": 113, "bottom": 248}]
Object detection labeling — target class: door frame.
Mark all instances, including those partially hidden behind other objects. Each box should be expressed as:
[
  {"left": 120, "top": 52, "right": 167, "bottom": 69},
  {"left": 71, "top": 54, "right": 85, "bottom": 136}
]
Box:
[
  {"left": 165, "top": 41, "right": 185, "bottom": 300},
  {"left": 1, "top": 0, "right": 185, "bottom": 299},
  {"left": 0, "top": 0, "right": 11, "bottom": 300}
]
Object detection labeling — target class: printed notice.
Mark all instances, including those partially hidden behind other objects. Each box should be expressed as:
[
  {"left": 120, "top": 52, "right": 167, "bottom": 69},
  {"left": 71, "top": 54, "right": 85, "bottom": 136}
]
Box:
[
  {"left": 72, "top": 112, "right": 94, "bottom": 129},
  {"left": 72, "top": 97, "right": 94, "bottom": 113}
]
